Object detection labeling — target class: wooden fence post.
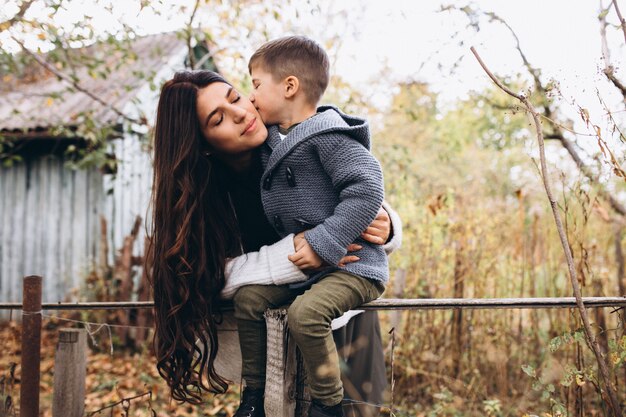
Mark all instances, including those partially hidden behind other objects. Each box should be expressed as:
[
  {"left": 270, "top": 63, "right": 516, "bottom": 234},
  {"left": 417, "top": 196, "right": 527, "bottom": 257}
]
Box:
[
  {"left": 20, "top": 275, "right": 42, "bottom": 417},
  {"left": 264, "top": 309, "right": 310, "bottom": 417},
  {"left": 52, "top": 328, "right": 87, "bottom": 417}
]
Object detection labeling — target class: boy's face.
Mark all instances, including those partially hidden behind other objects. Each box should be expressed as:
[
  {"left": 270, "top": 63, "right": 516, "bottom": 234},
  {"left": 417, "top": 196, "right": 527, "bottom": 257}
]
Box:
[{"left": 249, "top": 64, "right": 287, "bottom": 126}]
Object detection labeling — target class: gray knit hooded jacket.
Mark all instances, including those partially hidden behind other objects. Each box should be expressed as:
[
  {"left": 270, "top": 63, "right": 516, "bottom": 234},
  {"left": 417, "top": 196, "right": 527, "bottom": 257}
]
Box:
[{"left": 259, "top": 105, "right": 389, "bottom": 284}]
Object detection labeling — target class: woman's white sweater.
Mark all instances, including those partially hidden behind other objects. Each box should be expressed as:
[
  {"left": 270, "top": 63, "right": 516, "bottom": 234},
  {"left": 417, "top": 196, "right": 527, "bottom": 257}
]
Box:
[{"left": 220, "top": 201, "right": 403, "bottom": 301}]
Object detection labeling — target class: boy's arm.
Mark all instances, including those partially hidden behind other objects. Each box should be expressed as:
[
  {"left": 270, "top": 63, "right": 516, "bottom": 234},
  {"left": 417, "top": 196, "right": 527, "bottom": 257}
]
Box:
[
  {"left": 304, "top": 135, "right": 385, "bottom": 266},
  {"left": 220, "top": 234, "right": 307, "bottom": 299}
]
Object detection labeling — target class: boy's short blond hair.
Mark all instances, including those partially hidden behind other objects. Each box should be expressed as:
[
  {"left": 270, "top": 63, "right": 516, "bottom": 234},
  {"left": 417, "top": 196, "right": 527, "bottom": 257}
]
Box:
[{"left": 249, "top": 36, "right": 330, "bottom": 106}]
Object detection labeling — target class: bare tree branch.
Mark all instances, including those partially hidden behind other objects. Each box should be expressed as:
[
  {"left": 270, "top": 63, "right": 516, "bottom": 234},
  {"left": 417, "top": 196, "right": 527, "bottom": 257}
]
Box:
[
  {"left": 193, "top": 45, "right": 228, "bottom": 73},
  {"left": 600, "top": 0, "right": 612, "bottom": 65},
  {"left": 612, "top": 0, "right": 626, "bottom": 43},
  {"left": 604, "top": 66, "right": 626, "bottom": 102},
  {"left": 0, "top": 0, "right": 36, "bottom": 32},
  {"left": 472, "top": 8, "right": 626, "bottom": 217},
  {"left": 600, "top": 1, "right": 626, "bottom": 102},
  {"left": 484, "top": 12, "right": 546, "bottom": 105},
  {"left": 10, "top": 35, "right": 144, "bottom": 127},
  {"left": 472, "top": 45, "right": 623, "bottom": 417},
  {"left": 186, "top": 0, "right": 201, "bottom": 69}
]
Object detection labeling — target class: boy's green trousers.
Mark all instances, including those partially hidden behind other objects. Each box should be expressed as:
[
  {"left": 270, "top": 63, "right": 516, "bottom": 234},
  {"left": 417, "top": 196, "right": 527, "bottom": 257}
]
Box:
[{"left": 233, "top": 271, "right": 385, "bottom": 406}]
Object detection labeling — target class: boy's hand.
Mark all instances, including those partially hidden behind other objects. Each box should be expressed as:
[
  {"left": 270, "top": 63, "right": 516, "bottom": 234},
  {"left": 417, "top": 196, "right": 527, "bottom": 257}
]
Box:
[
  {"left": 289, "top": 233, "right": 324, "bottom": 269},
  {"left": 291, "top": 232, "right": 362, "bottom": 269},
  {"left": 360, "top": 206, "right": 390, "bottom": 244}
]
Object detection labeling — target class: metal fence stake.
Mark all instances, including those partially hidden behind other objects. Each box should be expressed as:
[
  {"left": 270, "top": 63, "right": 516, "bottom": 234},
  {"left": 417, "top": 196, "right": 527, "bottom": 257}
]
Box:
[{"left": 20, "top": 275, "right": 42, "bottom": 417}]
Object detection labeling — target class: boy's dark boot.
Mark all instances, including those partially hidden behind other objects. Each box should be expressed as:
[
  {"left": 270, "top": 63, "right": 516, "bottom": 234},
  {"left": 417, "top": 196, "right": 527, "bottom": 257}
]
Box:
[
  {"left": 309, "top": 400, "right": 344, "bottom": 417},
  {"left": 234, "top": 387, "right": 265, "bottom": 417}
]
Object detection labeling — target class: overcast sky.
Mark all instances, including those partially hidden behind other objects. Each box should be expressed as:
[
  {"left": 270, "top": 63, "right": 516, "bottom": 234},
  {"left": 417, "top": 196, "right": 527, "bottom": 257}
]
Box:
[{"left": 2, "top": 0, "right": 625, "bottom": 140}]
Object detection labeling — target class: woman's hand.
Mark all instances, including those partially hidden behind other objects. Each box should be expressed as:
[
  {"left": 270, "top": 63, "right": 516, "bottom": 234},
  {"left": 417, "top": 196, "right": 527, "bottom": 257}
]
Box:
[
  {"left": 361, "top": 206, "right": 391, "bottom": 245},
  {"left": 338, "top": 243, "right": 362, "bottom": 267},
  {"left": 290, "top": 207, "right": 390, "bottom": 270},
  {"left": 339, "top": 207, "right": 389, "bottom": 266}
]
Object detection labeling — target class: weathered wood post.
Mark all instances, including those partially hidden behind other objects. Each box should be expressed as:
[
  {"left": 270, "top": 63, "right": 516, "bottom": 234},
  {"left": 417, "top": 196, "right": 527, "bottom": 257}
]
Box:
[
  {"left": 52, "top": 328, "right": 87, "bottom": 417},
  {"left": 264, "top": 309, "right": 310, "bottom": 417},
  {"left": 20, "top": 275, "right": 42, "bottom": 417}
]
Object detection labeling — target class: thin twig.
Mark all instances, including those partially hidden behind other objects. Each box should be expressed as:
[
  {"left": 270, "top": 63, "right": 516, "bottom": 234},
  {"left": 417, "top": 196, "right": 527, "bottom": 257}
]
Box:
[
  {"left": 9, "top": 34, "right": 144, "bottom": 126},
  {"left": 600, "top": 0, "right": 612, "bottom": 65},
  {"left": 612, "top": 0, "right": 626, "bottom": 43},
  {"left": 604, "top": 66, "right": 626, "bottom": 102},
  {"left": 186, "top": 0, "right": 201, "bottom": 69},
  {"left": 388, "top": 326, "right": 396, "bottom": 417},
  {"left": 492, "top": 8, "right": 626, "bottom": 213},
  {"left": 600, "top": 0, "right": 626, "bottom": 101},
  {"left": 0, "top": 0, "right": 35, "bottom": 31},
  {"left": 471, "top": 45, "right": 623, "bottom": 417}
]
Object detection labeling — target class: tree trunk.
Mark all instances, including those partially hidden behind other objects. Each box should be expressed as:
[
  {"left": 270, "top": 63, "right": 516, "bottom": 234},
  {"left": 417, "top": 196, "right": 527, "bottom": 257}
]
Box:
[{"left": 113, "top": 216, "right": 142, "bottom": 345}]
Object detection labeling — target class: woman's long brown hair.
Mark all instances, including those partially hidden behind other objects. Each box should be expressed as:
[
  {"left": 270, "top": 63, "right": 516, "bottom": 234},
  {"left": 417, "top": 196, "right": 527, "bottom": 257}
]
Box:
[{"left": 147, "top": 70, "right": 241, "bottom": 403}]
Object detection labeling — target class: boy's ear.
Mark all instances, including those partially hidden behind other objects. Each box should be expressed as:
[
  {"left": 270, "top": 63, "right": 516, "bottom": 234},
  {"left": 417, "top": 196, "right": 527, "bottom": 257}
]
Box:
[{"left": 284, "top": 76, "right": 299, "bottom": 98}]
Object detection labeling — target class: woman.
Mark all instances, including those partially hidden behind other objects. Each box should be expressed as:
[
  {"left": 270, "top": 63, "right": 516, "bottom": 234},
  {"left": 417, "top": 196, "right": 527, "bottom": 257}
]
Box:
[{"left": 148, "top": 70, "right": 399, "bottom": 410}]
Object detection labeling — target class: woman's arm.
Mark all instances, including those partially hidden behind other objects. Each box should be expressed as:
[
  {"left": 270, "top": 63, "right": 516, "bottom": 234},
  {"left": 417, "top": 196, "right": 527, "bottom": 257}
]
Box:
[
  {"left": 222, "top": 203, "right": 402, "bottom": 299},
  {"left": 220, "top": 234, "right": 307, "bottom": 299}
]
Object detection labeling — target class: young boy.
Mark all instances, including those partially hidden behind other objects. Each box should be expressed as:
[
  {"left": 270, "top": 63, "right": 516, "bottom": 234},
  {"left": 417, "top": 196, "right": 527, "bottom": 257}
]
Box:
[{"left": 232, "top": 36, "right": 389, "bottom": 417}]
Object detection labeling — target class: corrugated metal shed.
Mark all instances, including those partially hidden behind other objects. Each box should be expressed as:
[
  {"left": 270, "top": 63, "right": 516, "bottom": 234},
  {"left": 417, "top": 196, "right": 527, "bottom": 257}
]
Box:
[{"left": 0, "top": 31, "right": 186, "bottom": 132}]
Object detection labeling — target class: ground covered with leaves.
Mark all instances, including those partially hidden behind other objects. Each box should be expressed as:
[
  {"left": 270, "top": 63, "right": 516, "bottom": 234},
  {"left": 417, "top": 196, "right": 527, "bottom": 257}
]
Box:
[
  {"left": 0, "top": 319, "right": 242, "bottom": 417},
  {"left": 0, "top": 308, "right": 624, "bottom": 416}
]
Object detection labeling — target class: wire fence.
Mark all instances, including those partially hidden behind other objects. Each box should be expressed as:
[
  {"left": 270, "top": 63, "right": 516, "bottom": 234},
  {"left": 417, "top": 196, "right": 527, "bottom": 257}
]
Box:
[
  {"left": 2, "top": 296, "right": 625, "bottom": 311},
  {"left": 4, "top": 275, "right": 626, "bottom": 417}
]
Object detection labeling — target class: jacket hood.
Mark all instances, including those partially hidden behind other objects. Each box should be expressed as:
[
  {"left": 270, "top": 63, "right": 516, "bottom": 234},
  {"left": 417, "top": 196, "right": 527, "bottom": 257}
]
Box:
[{"left": 266, "top": 105, "right": 371, "bottom": 151}]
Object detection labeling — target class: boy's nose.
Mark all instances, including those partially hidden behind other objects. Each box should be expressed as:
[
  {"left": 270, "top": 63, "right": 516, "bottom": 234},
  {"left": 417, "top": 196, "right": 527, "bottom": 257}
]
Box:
[{"left": 249, "top": 93, "right": 255, "bottom": 102}]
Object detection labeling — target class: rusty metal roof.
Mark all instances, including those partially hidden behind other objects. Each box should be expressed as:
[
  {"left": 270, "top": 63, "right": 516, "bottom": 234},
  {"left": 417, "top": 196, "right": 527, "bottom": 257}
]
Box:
[{"left": 0, "top": 32, "right": 186, "bottom": 134}]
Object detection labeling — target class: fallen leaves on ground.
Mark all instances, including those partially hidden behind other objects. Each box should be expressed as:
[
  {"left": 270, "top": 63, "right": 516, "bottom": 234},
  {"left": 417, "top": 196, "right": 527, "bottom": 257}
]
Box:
[{"left": 0, "top": 320, "right": 241, "bottom": 417}]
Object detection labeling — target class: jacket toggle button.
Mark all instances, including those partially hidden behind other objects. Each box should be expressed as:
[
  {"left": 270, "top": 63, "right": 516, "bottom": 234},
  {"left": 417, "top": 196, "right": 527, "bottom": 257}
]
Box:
[
  {"left": 273, "top": 215, "right": 285, "bottom": 232},
  {"left": 263, "top": 172, "right": 273, "bottom": 190},
  {"left": 285, "top": 166, "right": 296, "bottom": 187}
]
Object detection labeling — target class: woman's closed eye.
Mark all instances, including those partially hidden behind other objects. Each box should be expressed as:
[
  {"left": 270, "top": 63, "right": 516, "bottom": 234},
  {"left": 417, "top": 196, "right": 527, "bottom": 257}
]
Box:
[{"left": 213, "top": 94, "right": 242, "bottom": 126}]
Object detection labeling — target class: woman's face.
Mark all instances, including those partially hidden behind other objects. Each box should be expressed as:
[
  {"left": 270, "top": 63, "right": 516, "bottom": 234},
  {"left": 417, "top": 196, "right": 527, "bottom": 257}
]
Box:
[{"left": 196, "top": 82, "right": 268, "bottom": 156}]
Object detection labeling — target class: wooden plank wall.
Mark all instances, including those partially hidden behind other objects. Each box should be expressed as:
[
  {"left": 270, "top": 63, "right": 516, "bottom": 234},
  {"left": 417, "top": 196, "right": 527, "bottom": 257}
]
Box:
[
  {"left": 0, "top": 138, "right": 153, "bottom": 306},
  {"left": 103, "top": 135, "right": 153, "bottom": 267},
  {"left": 0, "top": 156, "right": 102, "bottom": 304}
]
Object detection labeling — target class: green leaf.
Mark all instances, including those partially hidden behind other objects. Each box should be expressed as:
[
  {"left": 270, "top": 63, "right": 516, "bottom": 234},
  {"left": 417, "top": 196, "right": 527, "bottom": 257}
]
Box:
[
  {"left": 549, "top": 336, "right": 562, "bottom": 352},
  {"left": 560, "top": 372, "right": 573, "bottom": 387},
  {"left": 521, "top": 364, "right": 536, "bottom": 378},
  {"left": 573, "top": 331, "right": 585, "bottom": 343}
]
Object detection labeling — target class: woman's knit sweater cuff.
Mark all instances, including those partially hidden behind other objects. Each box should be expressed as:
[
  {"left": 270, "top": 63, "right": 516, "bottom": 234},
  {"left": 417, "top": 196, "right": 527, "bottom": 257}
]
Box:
[
  {"left": 220, "top": 234, "right": 307, "bottom": 299},
  {"left": 268, "top": 234, "right": 308, "bottom": 285}
]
